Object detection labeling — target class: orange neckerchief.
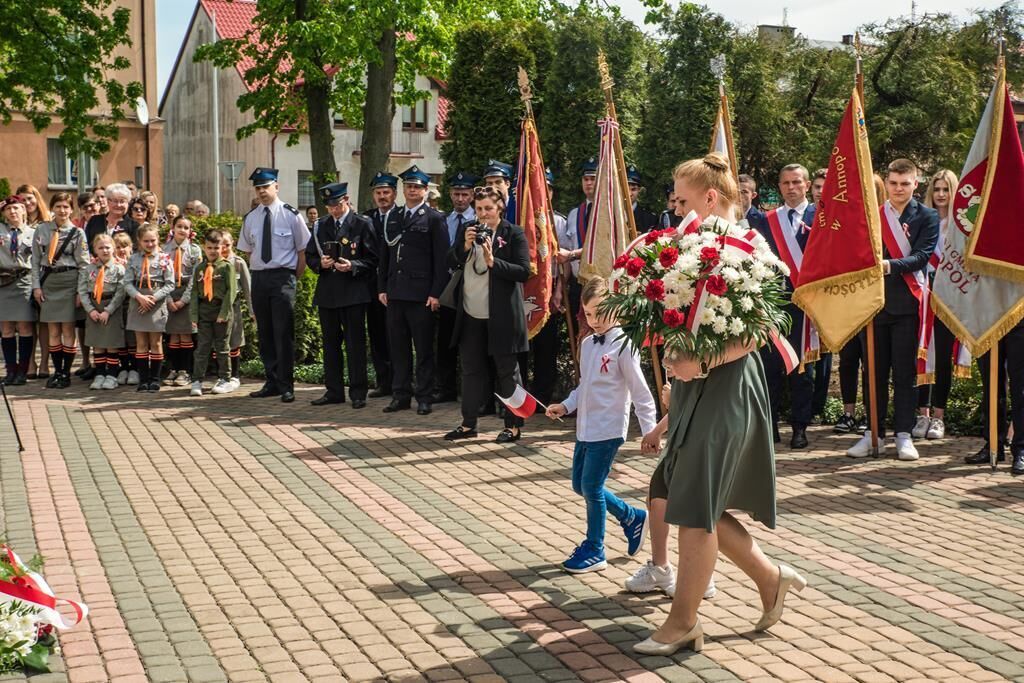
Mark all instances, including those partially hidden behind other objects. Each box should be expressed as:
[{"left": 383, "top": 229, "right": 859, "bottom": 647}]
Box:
[
  {"left": 141, "top": 253, "right": 153, "bottom": 289},
  {"left": 93, "top": 264, "right": 106, "bottom": 302},
  {"left": 203, "top": 263, "right": 214, "bottom": 301},
  {"left": 173, "top": 246, "right": 183, "bottom": 286},
  {"left": 47, "top": 228, "right": 60, "bottom": 264}
]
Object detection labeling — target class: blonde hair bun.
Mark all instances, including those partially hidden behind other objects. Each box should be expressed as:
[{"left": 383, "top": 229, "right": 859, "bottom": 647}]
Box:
[{"left": 703, "top": 153, "right": 729, "bottom": 172}]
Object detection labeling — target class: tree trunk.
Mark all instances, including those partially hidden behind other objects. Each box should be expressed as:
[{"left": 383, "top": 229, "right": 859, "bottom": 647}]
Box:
[
  {"left": 359, "top": 28, "right": 398, "bottom": 211},
  {"left": 305, "top": 77, "right": 338, "bottom": 210}
]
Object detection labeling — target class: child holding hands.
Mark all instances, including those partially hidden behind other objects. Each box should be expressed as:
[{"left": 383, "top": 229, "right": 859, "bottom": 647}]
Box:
[
  {"left": 189, "top": 230, "right": 237, "bottom": 396},
  {"left": 547, "top": 277, "right": 658, "bottom": 573}
]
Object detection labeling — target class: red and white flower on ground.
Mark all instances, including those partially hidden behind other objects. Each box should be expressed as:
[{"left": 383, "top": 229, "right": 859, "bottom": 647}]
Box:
[{"left": 604, "top": 211, "right": 791, "bottom": 360}]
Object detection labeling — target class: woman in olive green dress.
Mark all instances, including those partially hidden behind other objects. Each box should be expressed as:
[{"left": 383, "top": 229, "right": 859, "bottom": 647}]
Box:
[{"left": 633, "top": 154, "right": 807, "bottom": 656}]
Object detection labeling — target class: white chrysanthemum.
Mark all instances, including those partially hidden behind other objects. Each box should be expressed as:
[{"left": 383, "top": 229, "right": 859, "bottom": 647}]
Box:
[
  {"left": 680, "top": 233, "right": 701, "bottom": 248},
  {"left": 729, "top": 317, "right": 746, "bottom": 335},
  {"left": 718, "top": 298, "right": 733, "bottom": 316},
  {"left": 701, "top": 308, "right": 716, "bottom": 324},
  {"left": 611, "top": 268, "right": 625, "bottom": 282},
  {"left": 678, "top": 284, "right": 696, "bottom": 306},
  {"left": 711, "top": 316, "right": 728, "bottom": 334},
  {"left": 677, "top": 254, "right": 700, "bottom": 273},
  {"left": 657, "top": 235, "right": 674, "bottom": 246},
  {"left": 720, "top": 249, "right": 743, "bottom": 266},
  {"left": 721, "top": 266, "right": 741, "bottom": 282},
  {"left": 777, "top": 261, "right": 791, "bottom": 277},
  {"left": 663, "top": 292, "right": 681, "bottom": 310},
  {"left": 750, "top": 261, "right": 769, "bottom": 280},
  {"left": 739, "top": 296, "right": 754, "bottom": 312}
]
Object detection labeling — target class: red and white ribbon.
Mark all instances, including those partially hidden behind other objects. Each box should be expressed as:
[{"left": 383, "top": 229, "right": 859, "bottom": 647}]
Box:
[
  {"left": 765, "top": 208, "right": 819, "bottom": 368},
  {"left": 881, "top": 202, "right": 929, "bottom": 374},
  {"left": 0, "top": 545, "right": 88, "bottom": 629}
]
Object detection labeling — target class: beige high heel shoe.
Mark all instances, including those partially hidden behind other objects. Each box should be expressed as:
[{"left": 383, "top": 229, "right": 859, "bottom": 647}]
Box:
[
  {"left": 755, "top": 564, "right": 807, "bottom": 632},
  {"left": 633, "top": 619, "right": 704, "bottom": 655}
]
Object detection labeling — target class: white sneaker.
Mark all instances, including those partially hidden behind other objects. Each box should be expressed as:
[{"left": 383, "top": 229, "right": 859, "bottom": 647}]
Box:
[
  {"left": 911, "top": 414, "right": 930, "bottom": 439},
  {"left": 174, "top": 372, "right": 192, "bottom": 387},
  {"left": 101, "top": 375, "right": 118, "bottom": 390},
  {"left": 190, "top": 381, "right": 202, "bottom": 397},
  {"left": 211, "top": 379, "right": 231, "bottom": 394},
  {"left": 228, "top": 377, "right": 240, "bottom": 391},
  {"left": 163, "top": 370, "right": 179, "bottom": 386},
  {"left": 926, "top": 418, "right": 945, "bottom": 439},
  {"left": 847, "top": 431, "right": 878, "bottom": 458},
  {"left": 89, "top": 375, "right": 105, "bottom": 390},
  {"left": 127, "top": 370, "right": 140, "bottom": 385},
  {"left": 116, "top": 370, "right": 128, "bottom": 385},
  {"left": 625, "top": 561, "right": 676, "bottom": 595},
  {"left": 895, "top": 432, "right": 919, "bottom": 460}
]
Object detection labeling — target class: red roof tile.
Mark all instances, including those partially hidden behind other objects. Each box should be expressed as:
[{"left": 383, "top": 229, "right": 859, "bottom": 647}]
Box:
[{"left": 200, "top": 0, "right": 262, "bottom": 91}]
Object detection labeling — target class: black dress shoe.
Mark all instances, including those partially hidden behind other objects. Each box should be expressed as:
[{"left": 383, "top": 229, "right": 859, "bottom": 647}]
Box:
[
  {"left": 11, "top": 373, "right": 26, "bottom": 386},
  {"left": 790, "top": 427, "right": 809, "bottom": 449},
  {"left": 147, "top": 382, "right": 160, "bottom": 393},
  {"left": 73, "top": 365, "right": 87, "bottom": 377},
  {"left": 281, "top": 391, "right": 295, "bottom": 403},
  {"left": 45, "top": 375, "right": 59, "bottom": 389},
  {"left": 249, "top": 386, "right": 281, "bottom": 398},
  {"left": 430, "top": 392, "right": 457, "bottom": 404},
  {"left": 495, "top": 428, "right": 521, "bottom": 444},
  {"left": 383, "top": 398, "right": 411, "bottom": 413},
  {"left": 1012, "top": 452, "right": 1024, "bottom": 475},
  {"left": 311, "top": 395, "right": 344, "bottom": 406},
  {"left": 80, "top": 366, "right": 97, "bottom": 380},
  {"left": 444, "top": 426, "right": 478, "bottom": 441},
  {"left": 417, "top": 402, "right": 432, "bottom": 415},
  {"left": 351, "top": 399, "right": 366, "bottom": 409},
  {"left": 368, "top": 387, "right": 391, "bottom": 398},
  {"left": 56, "top": 374, "right": 72, "bottom": 389},
  {"left": 965, "top": 445, "right": 1006, "bottom": 464}
]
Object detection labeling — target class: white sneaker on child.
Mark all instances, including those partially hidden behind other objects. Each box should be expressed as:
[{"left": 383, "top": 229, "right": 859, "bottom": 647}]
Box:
[
  {"left": 625, "top": 561, "right": 676, "bottom": 595},
  {"left": 227, "top": 377, "right": 240, "bottom": 391},
  {"left": 190, "top": 381, "right": 202, "bottom": 397},
  {"left": 163, "top": 370, "right": 179, "bottom": 386},
  {"left": 116, "top": 370, "right": 128, "bottom": 385},
  {"left": 89, "top": 375, "right": 105, "bottom": 390},
  {"left": 211, "top": 379, "right": 231, "bottom": 394},
  {"left": 926, "top": 418, "right": 945, "bottom": 439},
  {"left": 174, "top": 372, "right": 191, "bottom": 387},
  {"left": 896, "top": 432, "right": 919, "bottom": 461},
  {"left": 911, "top": 414, "right": 929, "bottom": 439},
  {"left": 127, "top": 370, "right": 140, "bottom": 385},
  {"left": 101, "top": 375, "right": 118, "bottom": 390}
]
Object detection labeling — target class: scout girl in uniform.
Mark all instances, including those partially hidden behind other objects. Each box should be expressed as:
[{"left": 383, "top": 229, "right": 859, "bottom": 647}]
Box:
[
  {"left": 0, "top": 196, "right": 36, "bottom": 385},
  {"left": 112, "top": 231, "right": 136, "bottom": 384},
  {"left": 78, "top": 234, "right": 127, "bottom": 390},
  {"left": 125, "top": 224, "right": 174, "bottom": 392},
  {"left": 163, "top": 216, "right": 202, "bottom": 386},
  {"left": 31, "top": 192, "right": 89, "bottom": 388},
  {"left": 17, "top": 184, "right": 52, "bottom": 379}
]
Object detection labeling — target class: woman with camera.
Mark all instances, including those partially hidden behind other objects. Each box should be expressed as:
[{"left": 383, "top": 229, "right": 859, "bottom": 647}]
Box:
[{"left": 444, "top": 186, "right": 531, "bottom": 444}]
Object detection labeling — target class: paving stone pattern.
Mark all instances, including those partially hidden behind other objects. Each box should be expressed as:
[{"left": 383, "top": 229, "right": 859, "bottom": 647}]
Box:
[{"left": 0, "top": 382, "right": 1021, "bottom": 682}]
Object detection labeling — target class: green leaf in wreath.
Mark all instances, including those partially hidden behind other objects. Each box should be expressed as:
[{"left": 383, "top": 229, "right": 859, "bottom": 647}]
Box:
[{"left": 20, "top": 643, "right": 51, "bottom": 672}]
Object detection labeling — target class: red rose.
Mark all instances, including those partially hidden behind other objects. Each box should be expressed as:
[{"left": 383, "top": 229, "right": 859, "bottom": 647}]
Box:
[
  {"left": 662, "top": 309, "right": 685, "bottom": 327},
  {"left": 705, "top": 274, "right": 728, "bottom": 296},
  {"left": 659, "top": 247, "right": 679, "bottom": 268},
  {"left": 625, "top": 257, "right": 645, "bottom": 277},
  {"left": 645, "top": 279, "right": 666, "bottom": 301},
  {"left": 613, "top": 253, "right": 630, "bottom": 269},
  {"left": 644, "top": 231, "right": 660, "bottom": 245},
  {"left": 700, "top": 246, "right": 720, "bottom": 263}
]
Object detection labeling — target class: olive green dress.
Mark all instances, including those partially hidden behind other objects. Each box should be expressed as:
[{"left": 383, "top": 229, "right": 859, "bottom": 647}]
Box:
[{"left": 655, "top": 351, "right": 777, "bottom": 532}]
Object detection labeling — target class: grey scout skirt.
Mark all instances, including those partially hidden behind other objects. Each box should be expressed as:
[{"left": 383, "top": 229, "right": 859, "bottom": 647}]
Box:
[
  {"left": 0, "top": 272, "right": 36, "bottom": 322},
  {"left": 38, "top": 269, "right": 79, "bottom": 323},
  {"left": 126, "top": 286, "right": 169, "bottom": 333}
]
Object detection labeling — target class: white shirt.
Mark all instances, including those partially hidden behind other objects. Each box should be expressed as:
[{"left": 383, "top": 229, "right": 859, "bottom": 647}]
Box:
[
  {"left": 781, "top": 200, "right": 809, "bottom": 237},
  {"left": 446, "top": 207, "right": 476, "bottom": 246},
  {"left": 562, "top": 327, "right": 657, "bottom": 442},
  {"left": 238, "top": 198, "right": 310, "bottom": 270},
  {"left": 561, "top": 201, "right": 591, "bottom": 277}
]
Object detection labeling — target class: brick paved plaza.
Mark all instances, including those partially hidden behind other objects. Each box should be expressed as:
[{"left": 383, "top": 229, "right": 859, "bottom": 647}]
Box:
[{"left": 1, "top": 382, "right": 1022, "bottom": 683}]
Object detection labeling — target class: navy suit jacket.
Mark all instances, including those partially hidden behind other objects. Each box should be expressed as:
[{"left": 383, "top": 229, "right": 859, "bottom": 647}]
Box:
[
  {"left": 882, "top": 199, "right": 939, "bottom": 316},
  {"left": 750, "top": 204, "right": 816, "bottom": 294}
]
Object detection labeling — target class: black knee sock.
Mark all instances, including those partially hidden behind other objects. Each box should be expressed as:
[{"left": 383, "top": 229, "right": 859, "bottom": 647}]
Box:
[
  {"left": 93, "top": 352, "right": 106, "bottom": 376},
  {"left": 230, "top": 352, "right": 240, "bottom": 379},
  {"left": 1, "top": 337, "right": 16, "bottom": 372},
  {"left": 135, "top": 353, "right": 149, "bottom": 382},
  {"left": 17, "top": 335, "right": 33, "bottom": 375},
  {"left": 62, "top": 346, "right": 77, "bottom": 376},
  {"left": 149, "top": 353, "right": 163, "bottom": 382}
]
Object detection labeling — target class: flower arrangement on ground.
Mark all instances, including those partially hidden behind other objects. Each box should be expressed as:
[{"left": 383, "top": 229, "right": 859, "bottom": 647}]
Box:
[
  {"left": 602, "top": 210, "right": 791, "bottom": 360},
  {"left": 0, "top": 544, "right": 88, "bottom": 673}
]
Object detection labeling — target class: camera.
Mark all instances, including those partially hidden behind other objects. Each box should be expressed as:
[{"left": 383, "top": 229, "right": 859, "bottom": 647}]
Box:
[{"left": 472, "top": 222, "right": 493, "bottom": 245}]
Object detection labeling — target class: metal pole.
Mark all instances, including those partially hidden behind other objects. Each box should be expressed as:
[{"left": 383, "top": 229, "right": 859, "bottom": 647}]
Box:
[
  {"left": 990, "top": 342, "right": 1000, "bottom": 469},
  {"left": 211, "top": 11, "right": 221, "bottom": 213}
]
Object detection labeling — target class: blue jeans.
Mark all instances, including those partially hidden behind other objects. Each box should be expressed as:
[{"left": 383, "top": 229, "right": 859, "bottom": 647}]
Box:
[{"left": 571, "top": 438, "right": 631, "bottom": 549}]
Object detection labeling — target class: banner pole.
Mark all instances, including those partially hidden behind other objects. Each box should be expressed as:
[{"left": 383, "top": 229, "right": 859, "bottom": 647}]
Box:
[
  {"left": 561, "top": 268, "right": 580, "bottom": 383},
  {"left": 989, "top": 341, "right": 999, "bottom": 469}
]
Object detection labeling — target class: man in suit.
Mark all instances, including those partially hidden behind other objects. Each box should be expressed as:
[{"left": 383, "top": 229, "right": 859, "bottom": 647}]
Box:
[
  {"left": 363, "top": 172, "right": 399, "bottom": 397},
  {"left": 306, "top": 182, "right": 378, "bottom": 409},
  {"left": 738, "top": 173, "right": 762, "bottom": 226},
  {"left": 627, "top": 165, "right": 659, "bottom": 233},
  {"left": 847, "top": 158, "right": 939, "bottom": 461},
  {"left": 433, "top": 171, "right": 477, "bottom": 404},
  {"left": 377, "top": 165, "right": 449, "bottom": 416},
  {"left": 750, "top": 164, "right": 818, "bottom": 449}
]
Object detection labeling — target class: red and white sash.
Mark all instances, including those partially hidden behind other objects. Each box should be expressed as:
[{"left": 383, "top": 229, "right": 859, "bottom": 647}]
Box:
[
  {"left": 765, "top": 207, "right": 819, "bottom": 369},
  {"left": 880, "top": 202, "right": 933, "bottom": 384}
]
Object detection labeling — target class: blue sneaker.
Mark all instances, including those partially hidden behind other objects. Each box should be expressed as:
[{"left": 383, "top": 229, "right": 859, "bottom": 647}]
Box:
[
  {"left": 562, "top": 542, "right": 607, "bottom": 574},
  {"left": 623, "top": 507, "right": 648, "bottom": 557}
]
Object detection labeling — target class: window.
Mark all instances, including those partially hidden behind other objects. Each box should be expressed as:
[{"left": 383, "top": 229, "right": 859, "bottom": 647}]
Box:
[
  {"left": 47, "top": 139, "right": 98, "bottom": 188},
  {"left": 297, "top": 170, "right": 316, "bottom": 207},
  {"left": 402, "top": 100, "right": 428, "bottom": 131}
]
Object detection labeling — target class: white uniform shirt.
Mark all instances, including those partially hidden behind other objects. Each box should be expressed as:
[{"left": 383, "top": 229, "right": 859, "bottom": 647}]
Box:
[
  {"left": 446, "top": 207, "right": 476, "bottom": 247},
  {"left": 561, "top": 201, "right": 591, "bottom": 278},
  {"left": 238, "top": 198, "right": 311, "bottom": 270},
  {"left": 561, "top": 327, "right": 657, "bottom": 442},
  {"left": 781, "top": 199, "right": 809, "bottom": 237}
]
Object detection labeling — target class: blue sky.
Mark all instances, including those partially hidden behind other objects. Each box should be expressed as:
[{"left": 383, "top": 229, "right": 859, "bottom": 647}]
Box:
[{"left": 156, "top": 0, "right": 1005, "bottom": 99}]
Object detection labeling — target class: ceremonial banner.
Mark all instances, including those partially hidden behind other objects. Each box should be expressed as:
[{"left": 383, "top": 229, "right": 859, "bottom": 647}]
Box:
[
  {"left": 514, "top": 114, "right": 558, "bottom": 339},
  {"left": 932, "top": 69, "right": 1024, "bottom": 354},
  {"left": 579, "top": 118, "right": 632, "bottom": 281},
  {"left": 792, "top": 88, "right": 884, "bottom": 351},
  {"left": 963, "top": 64, "right": 1024, "bottom": 282},
  {"left": 709, "top": 91, "right": 739, "bottom": 180}
]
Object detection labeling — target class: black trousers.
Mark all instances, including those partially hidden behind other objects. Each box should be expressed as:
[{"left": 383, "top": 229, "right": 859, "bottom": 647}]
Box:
[
  {"left": 387, "top": 299, "right": 435, "bottom": 403},
  {"left": 1007, "top": 324, "right": 1024, "bottom": 452},
  {"left": 459, "top": 315, "right": 523, "bottom": 430},
  {"left": 367, "top": 298, "right": 391, "bottom": 390},
  {"left": 860, "top": 310, "right": 918, "bottom": 436},
  {"left": 839, "top": 337, "right": 863, "bottom": 405},
  {"left": 252, "top": 269, "right": 296, "bottom": 392},
  {"left": 530, "top": 313, "right": 562, "bottom": 405},
  {"left": 319, "top": 303, "right": 368, "bottom": 402},
  {"left": 435, "top": 306, "right": 459, "bottom": 397},
  {"left": 812, "top": 353, "right": 832, "bottom": 417},
  {"left": 760, "top": 313, "right": 815, "bottom": 428},
  {"left": 917, "top": 317, "right": 955, "bottom": 410}
]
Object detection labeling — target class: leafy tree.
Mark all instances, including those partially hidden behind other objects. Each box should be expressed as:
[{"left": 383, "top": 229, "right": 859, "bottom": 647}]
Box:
[
  {"left": 196, "top": 0, "right": 544, "bottom": 210},
  {"left": 0, "top": 0, "right": 144, "bottom": 158}
]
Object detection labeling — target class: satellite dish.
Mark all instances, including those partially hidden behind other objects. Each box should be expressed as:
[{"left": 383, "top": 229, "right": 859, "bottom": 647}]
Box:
[{"left": 135, "top": 97, "right": 150, "bottom": 126}]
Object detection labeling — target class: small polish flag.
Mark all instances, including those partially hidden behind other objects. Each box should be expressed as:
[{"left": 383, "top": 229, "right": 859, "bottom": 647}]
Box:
[
  {"left": 770, "top": 331, "right": 800, "bottom": 375},
  {"left": 496, "top": 385, "right": 539, "bottom": 419},
  {"left": 677, "top": 210, "right": 702, "bottom": 236}
]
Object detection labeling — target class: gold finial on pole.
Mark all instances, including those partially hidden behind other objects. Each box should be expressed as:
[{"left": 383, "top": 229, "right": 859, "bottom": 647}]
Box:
[
  {"left": 598, "top": 50, "right": 614, "bottom": 92},
  {"left": 517, "top": 66, "right": 532, "bottom": 103}
]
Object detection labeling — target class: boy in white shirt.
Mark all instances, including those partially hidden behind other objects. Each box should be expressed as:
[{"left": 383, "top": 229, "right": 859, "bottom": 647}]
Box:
[{"left": 547, "top": 278, "right": 658, "bottom": 573}]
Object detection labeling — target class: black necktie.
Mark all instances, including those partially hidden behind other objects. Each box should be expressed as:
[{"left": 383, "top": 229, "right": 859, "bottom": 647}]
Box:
[
  {"left": 788, "top": 208, "right": 798, "bottom": 232},
  {"left": 336, "top": 218, "right": 342, "bottom": 233},
  {"left": 457, "top": 213, "right": 464, "bottom": 230},
  {"left": 261, "top": 206, "right": 272, "bottom": 264},
  {"left": 593, "top": 333, "right": 605, "bottom": 345}
]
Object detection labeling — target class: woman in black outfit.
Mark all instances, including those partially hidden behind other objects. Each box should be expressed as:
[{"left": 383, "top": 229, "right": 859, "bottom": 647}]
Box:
[{"left": 444, "top": 186, "right": 531, "bottom": 444}]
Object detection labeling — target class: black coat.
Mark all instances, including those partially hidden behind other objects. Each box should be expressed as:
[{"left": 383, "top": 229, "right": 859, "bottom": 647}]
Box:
[
  {"left": 377, "top": 204, "right": 449, "bottom": 302},
  {"left": 85, "top": 214, "right": 139, "bottom": 254},
  {"left": 633, "top": 204, "right": 660, "bottom": 234},
  {"left": 881, "top": 199, "right": 939, "bottom": 316},
  {"left": 447, "top": 219, "right": 531, "bottom": 356},
  {"left": 305, "top": 211, "right": 379, "bottom": 308}
]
